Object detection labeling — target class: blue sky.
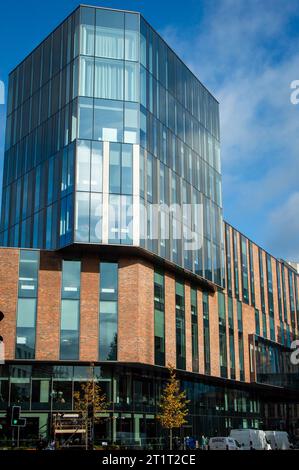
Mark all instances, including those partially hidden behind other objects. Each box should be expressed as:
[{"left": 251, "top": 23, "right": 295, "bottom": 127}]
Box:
[{"left": 0, "top": 0, "right": 298, "bottom": 261}]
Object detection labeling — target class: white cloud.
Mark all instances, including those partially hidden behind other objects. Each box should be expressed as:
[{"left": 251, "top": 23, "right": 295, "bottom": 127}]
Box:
[
  {"left": 160, "top": 0, "right": 299, "bottom": 259},
  {"left": 267, "top": 192, "right": 299, "bottom": 262}
]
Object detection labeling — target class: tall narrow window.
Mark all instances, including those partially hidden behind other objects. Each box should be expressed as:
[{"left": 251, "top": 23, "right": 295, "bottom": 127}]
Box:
[
  {"left": 202, "top": 292, "right": 210, "bottom": 375},
  {"left": 255, "top": 309, "right": 260, "bottom": 336},
  {"left": 60, "top": 261, "right": 81, "bottom": 360},
  {"left": 288, "top": 270, "right": 296, "bottom": 333},
  {"left": 237, "top": 301, "right": 244, "bottom": 381},
  {"left": 276, "top": 260, "right": 283, "bottom": 322},
  {"left": 281, "top": 265, "right": 288, "bottom": 324},
  {"left": 266, "top": 254, "right": 275, "bottom": 341},
  {"left": 191, "top": 287, "right": 199, "bottom": 372},
  {"left": 99, "top": 262, "right": 118, "bottom": 361},
  {"left": 15, "top": 250, "right": 39, "bottom": 359},
  {"left": 228, "top": 296, "right": 235, "bottom": 379},
  {"left": 259, "top": 249, "right": 267, "bottom": 338},
  {"left": 154, "top": 271, "right": 165, "bottom": 366},
  {"left": 225, "top": 225, "right": 232, "bottom": 296},
  {"left": 249, "top": 242, "right": 255, "bottom": 306},
  {"left": 109, "top": 143, "right": 133, "bottom": 195},
  {"left": 175, "top": 281, "right": 186, "bottom": 370},
  {"left": 240, "top": 235, "right": 249, "bottom": 303},
  {"left": 218, "top": 291, "right": 227, "bottom": 378},
  {"left": 233, "top": 230, "right": 239, "bottom": 299}
]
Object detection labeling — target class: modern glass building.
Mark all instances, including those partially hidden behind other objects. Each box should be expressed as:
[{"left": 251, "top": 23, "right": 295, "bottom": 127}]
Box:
[{"left": 0, "top": 5, "right": 224, "bottom": 287}]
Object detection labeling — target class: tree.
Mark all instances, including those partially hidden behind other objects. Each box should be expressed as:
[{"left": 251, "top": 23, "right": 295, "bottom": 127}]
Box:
[
  {"left": 157, "top": 365, "right": 190, "bottom": 450},
  {"left": 73, "top": 379, "right": 108, "bottom": 422}
]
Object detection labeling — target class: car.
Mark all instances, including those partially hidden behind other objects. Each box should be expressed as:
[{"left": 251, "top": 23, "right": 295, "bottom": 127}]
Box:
[{"left": 208, "top": 437, "right": 241, "bottom": 450}]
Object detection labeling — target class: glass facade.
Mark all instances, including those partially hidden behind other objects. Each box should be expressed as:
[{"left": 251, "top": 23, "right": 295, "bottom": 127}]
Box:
[
  {"left": 0, "top": 5, "right": 224, "bottom": 288},
  {"left": 0, "top": 362, "right": 270, "bottom": 447}
]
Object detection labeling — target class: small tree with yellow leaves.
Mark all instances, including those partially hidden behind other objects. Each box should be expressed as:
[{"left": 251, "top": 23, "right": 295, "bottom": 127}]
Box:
[
  {"left": 157, "top": 365, "right": 189, "bottom": 450},
  {"left": 73, "top": 379, "right": 108, "bottom": 422},
  {"left": 73, "top": 371, "right": 108, "bottom": 449}
]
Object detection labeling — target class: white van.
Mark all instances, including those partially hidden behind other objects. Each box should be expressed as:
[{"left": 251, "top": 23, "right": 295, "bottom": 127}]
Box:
[
  {"left": 229, "top": 429, "right": 271, "bottom": 450},
  {"left": 208, "top": 437, "right": 240, "bottom": 450},
  {"left": 265, "top": 431, "right": 291, "bottom": 450}
]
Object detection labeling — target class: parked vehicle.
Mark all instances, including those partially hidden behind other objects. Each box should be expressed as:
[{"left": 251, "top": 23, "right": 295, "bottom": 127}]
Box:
[
  {"left": 265, "top": 431, "right": 292, "bottom": 450},
  {"left": 229, "top": 429, "right": 271, "bottom": 450},
  {"left": 208, "top": 437, "right": 241, "bottom": 450}
]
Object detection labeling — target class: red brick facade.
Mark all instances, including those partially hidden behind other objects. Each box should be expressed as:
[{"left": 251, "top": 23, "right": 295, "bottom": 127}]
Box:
[{"left": 0, "top": 224, "right": 298, "bottom": 386}]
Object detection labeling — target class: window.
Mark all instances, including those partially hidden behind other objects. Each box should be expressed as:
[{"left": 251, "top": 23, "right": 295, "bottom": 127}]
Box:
[
  {"left": 276, "top": 261, "right": 283, "bottom": 322},
  {"left": 78, "top": 97, "right": 93, "bottom": 139},
  {"left": 259, "top": 249, "right": 267, "bottom": 338},
  {"left": 109, "top": 143, "right": 133, "bottom": 195},
  {"left": 124, "top": 102, "right": 138, "bottom": 144},
  {"left": 75, "top": 192, "right": 90, "bottom": 242},
  {"left": 94, "top": 98, "right": 123, "bottom": 142},
  {"left": 240, "top": 235, "right": 249, "bottom": 303},
  {"left": 108, "top": 194, "right": 133, "bottom": 244},
  {"left": 154, "top": 271, "right": 165, "bottom": 366},
  {"left": 237, "top": 301, "right": 244, "bottom": 381},
  {"left": 125, "top": 13, "right": 138, "bottom": 61},
  {"left": 191, "top": 288, "right": 199, "bottom": 373},
  {"left": 79, "top": 56, "right": 94, "bottom": 96},
  {"left": 60, "top": 300, "right": 80, "bottom": 360},
  {"left": 91, "top": 141, "right": 103, "bottom": 193},
  {"left": 99, "top": 262, "right": 118, "bottom": 360},
  {"left": 94, "top": 58, "right": 123, "bottom": 100},
  {"left": 255, "top": 309, "right": 260, "bottom": 336},
  {"left": 218, "top": 292, "right": 227, "bottom": 378},
  {"left": 124, "top": 62, "right": 138, "bottom": 101},
  {"left": 225, "top": 225, "right": 232, "bottom": 296},
  {"left": 228, "top": 296, "right": 235, "bottom": 379},
  {"left": 233, "top": 230, "right": 239, "bottom": 299},
  {"left": 95, "top": 9, "right": 124, "bottom": 59},
  {"left": 202, "top": 292, "right": 211, "bottom": 375},
  {"left": 62, "top": 260, "right": 81, "bottom": 299},
  {"left": 18, "top": 250, "right": 39, "bottom": 298},
  {"left": 80, "top": 7, "right": 95, "bottom": 56},
  {"left": 16, "top": 298, "right": 37, "bottom": 359},
  {"left": 60, "top": 261, "right": 81, "bottom": 360},
  {"left": 15, "top": 250, "right": 39, "bottom": 360},
  {"left": 76, "top": 140, "right": 91, "bottom": 191},
  {"left": 175, "top": 281, "right": 186, "bottom": 370},
  {"left": 90, "top": 193, "right": 102, "bottom": 242}
]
